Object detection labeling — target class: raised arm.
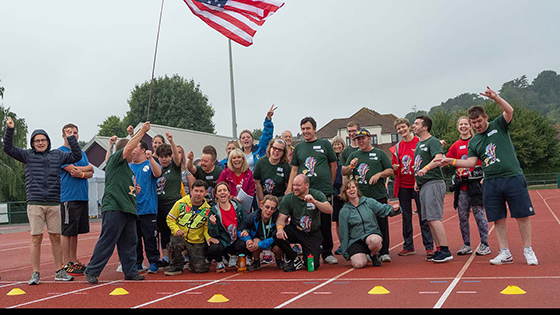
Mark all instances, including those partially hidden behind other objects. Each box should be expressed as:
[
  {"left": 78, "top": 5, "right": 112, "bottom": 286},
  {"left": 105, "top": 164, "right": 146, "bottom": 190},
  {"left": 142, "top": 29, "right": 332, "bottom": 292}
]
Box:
[{"left": 480, "top": 86, "right": 514, "bottom": 124}]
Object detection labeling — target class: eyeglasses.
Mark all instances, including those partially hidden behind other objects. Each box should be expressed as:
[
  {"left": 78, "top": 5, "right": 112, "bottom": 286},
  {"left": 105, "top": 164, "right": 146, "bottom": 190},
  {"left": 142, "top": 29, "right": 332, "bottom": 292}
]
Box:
[
  {"left": 262, "top": 204, "right": 276, "bottom": 211},
  {"left": 33, "top": 139, "right": 48, "bottom": 144}
]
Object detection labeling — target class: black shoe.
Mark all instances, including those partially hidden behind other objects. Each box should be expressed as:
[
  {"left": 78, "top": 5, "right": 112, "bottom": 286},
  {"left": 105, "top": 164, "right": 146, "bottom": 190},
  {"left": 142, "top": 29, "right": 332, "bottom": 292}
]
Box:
[
  {"left": 124, "top": 274, "right": 145, "bottom": 281},
  {"left": 283, "top": 257, "right": 304, "bottom": 272},
  {"left": 432, "top": 250, "right": 453, "bottom": 263},
  {"left": 371, "top": 253, "right": 382, "bottom": 267}
]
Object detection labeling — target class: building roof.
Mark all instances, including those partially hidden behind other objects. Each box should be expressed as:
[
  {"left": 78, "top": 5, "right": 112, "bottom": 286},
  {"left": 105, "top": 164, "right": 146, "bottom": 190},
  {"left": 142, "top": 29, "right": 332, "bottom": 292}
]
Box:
[
  {"left": 83, "top": 123, "right": 234, "bottom": 168},
  {"left": 316, "top": 107, "right": 398, "bottom": 138}
]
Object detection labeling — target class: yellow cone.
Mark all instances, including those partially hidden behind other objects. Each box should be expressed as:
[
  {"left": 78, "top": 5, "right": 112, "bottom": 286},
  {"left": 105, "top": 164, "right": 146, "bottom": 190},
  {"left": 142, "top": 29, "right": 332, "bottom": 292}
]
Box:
[
  {"left": 208, "top": 294, "right": 229, "bottom": 303},
  {"left": 7, "top": 288, "right": 26, "bottom": 296},
  {"left": 500, "top": 285, "right": 526, "bottom": 295},
  {"left": 109, "top": 288, "right": 129, "bottom": 296},
  {"left": 368, "top": 286, "right": 390, "bottom": 295}
]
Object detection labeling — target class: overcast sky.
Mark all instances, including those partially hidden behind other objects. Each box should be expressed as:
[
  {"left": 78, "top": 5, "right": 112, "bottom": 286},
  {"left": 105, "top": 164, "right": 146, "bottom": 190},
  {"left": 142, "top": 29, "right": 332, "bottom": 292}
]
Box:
[{"left": 1, "top": 0, "right": 559, "bottom": 148}]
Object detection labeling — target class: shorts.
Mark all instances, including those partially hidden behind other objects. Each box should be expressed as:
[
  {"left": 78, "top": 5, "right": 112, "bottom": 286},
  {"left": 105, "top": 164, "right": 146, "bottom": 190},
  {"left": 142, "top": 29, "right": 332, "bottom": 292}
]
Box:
[
  {"left": 482, "top": 174, "right": 535, "bottom": 222},
  {"left": 61, "top": 201, "right": 90, "bottom": 236},
  {"left": 347, "top": 238, "right": 372, "bottom": 257},
  {"left": 27, "top": 204, "right": 61, "bottom": 235},
  {"left": 419, "top": 180, "right": 446, "bottom": 221}
]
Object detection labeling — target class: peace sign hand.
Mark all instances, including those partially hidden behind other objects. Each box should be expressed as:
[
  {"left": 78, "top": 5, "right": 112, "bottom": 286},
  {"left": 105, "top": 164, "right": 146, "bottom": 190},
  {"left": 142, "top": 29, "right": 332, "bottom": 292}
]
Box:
[{"left": 266, "top": 104, "right": 278, "bottom": 120}]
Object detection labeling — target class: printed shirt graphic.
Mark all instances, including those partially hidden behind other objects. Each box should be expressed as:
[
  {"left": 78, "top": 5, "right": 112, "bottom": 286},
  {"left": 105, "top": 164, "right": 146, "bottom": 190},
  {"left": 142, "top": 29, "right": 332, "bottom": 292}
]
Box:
[
  {"left": 391, "top": 137, "right": 419, "bottom": 189},
  {"left": 291, "top": 138, "right": 337, "bottom": 195},
  {"left": 413, "top": 136, "right": 444, "bottom": 186},
  {"left": 468, "top": 114, "right": 523, "bottom": 179},
  {"left": 345, "top": 148, "right": 392, "bottom": 200},
  {"left": 279, "top": 189, "right": 327, "bottom": 233},
  {"left": 253, "top": 157, "right": 290, "bottom": 197}
]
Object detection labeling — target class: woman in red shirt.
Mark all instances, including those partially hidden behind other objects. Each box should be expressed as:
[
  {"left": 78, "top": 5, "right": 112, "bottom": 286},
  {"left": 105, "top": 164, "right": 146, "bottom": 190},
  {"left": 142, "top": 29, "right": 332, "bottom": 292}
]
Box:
[{"left": 446, "top": 116, "right": 490, "bottom": 256}]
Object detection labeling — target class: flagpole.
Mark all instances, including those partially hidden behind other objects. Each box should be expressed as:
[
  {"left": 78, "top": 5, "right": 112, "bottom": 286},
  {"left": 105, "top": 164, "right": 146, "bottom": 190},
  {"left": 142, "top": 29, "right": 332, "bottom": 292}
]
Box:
[
  {"left": 228, "top": 39, "right": 238, "bottom": 139},
  {"left": 147, "top": 0, "right": 165, "bottom": 121}
]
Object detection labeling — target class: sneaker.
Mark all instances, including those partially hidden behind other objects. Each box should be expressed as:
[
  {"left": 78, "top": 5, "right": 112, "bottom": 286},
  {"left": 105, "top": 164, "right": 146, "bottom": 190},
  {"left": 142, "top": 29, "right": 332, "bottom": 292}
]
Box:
[
  {"left": 379, "top": 254, "right": 391, "bottom": 262},
  {"left": 55, "top": 268, "right": 74, "bottom": 281},
  {"left": 476, "top": 244, "right": 491, "bottom": 256},
  {"left": 147, "top": 262, "right": 159, "bottom": 274},
  {"left": 29, "top": 271, "right": 41, "bottom": 285},
  {"left": 216, "top": 261, "right": 226, "bottom": 273},
  {"left": 283, "top": 257, "right": 304, "bottom": 272},
  {"left": 164, "top": 266, "right": 183, "bottom": 276},
  {"left": 247, "top": 260, "right": 261, "bottom": 271},
  {"left": 370, "top": 253, "right": 382, "bottom": 267},
  {"left": 426, "top": 249, "right": 435, "bottom": 259},
  {"left": 323, "top": 255, "right": 338, "bottom": 265},
  {"left": 432, "top": 250, "right": 453, "bottom": 263},
  {"left": 524, "top": 248, "right": 538, "bottom": 266},
  {"left": 457, "top": 245, "right": 472, "bottom": 256},
  {"left": 125, "top": 274, "right": 145, "bottom": 281},
  {"left": 85, "top": 272, "right": 98, "bottom": 284},
  {"left": 398, "top": 249, "right": 416, "bottom": 256},
  {"left": 426, "top": 251, "right": 437, "bottom": 261},
  {"left": 64, "top": 262, "right": 85, "bottom": 276},
  {"left": 490, "top": 249, "right": 513, "bottom": 265}
]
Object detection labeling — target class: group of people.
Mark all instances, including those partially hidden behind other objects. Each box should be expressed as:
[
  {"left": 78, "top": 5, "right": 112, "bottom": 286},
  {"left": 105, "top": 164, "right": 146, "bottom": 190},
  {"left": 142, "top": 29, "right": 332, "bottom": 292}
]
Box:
[{"left": 2, "top": 86, "right": 538, "bottom": 285}]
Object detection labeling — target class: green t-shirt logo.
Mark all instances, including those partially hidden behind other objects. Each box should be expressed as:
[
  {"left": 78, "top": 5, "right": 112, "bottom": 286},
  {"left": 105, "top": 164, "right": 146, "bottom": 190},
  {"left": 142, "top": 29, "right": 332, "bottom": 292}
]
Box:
[{"left": 303, "top": 157, "right": 318, "bottom": 177}]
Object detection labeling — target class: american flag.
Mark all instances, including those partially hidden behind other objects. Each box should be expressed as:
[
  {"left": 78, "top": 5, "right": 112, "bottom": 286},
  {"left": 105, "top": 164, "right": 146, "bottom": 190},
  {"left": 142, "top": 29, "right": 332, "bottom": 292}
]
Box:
[{"left": 184, "top": 0, "right": 284, "bottom": 47}]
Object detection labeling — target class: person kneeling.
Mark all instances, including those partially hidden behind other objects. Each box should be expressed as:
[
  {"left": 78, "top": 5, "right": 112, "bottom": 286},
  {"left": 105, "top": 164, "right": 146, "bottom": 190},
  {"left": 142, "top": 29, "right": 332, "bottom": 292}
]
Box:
[{"left": 339, "top": 180, "right": 401, "bottom": 268}]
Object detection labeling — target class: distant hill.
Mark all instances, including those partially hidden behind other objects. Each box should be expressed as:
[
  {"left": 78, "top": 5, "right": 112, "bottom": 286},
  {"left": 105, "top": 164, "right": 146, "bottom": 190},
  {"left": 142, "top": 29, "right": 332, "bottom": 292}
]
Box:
[{"left": 409, "top": 70, "right": 560, "bottom": 125}]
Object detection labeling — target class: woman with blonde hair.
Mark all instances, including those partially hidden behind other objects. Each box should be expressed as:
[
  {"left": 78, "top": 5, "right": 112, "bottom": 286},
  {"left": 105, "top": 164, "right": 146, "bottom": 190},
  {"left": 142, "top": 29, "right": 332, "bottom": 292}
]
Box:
[{"left": 217, "top": 149, "right": 255, "bottom": 213}]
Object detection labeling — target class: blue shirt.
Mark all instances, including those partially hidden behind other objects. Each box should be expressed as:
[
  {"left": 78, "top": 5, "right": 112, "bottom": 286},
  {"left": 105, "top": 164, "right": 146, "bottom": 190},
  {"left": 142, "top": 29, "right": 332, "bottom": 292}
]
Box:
[
  {"left": 59, "top": 146, "right": 89, "bottom": 202},
  {"left": 129, "top": 159, "right": 160, "bottom": 215}
]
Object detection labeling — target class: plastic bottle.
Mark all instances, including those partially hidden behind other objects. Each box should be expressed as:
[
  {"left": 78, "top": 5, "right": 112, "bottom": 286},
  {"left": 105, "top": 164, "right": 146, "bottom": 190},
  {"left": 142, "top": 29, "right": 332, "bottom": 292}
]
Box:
[
  {"left": 307, "top": 254, "right": 315, "bottom": 272},
  {"left": 238, "top": 254, "right": 247, "bottom": 272}
]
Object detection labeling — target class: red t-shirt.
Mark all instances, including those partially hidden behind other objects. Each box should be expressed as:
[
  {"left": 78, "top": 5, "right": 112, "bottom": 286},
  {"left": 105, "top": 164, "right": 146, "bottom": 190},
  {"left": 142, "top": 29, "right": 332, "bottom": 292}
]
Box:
[
  {"left": 447, "top": 137, "right": 482, "bottom": 190},
  {"left": 392, "top": 137, "right": 418, "bottom": 189},
  {"left": 220, "top": 202, "right": 238, "bottom": 241}
]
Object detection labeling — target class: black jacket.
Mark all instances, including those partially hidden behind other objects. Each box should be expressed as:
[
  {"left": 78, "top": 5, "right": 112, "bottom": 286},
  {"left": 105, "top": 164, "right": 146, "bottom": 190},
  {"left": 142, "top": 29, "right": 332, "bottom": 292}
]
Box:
[{"left": 3, "top": 128, "right": 82, "bottom": 203}]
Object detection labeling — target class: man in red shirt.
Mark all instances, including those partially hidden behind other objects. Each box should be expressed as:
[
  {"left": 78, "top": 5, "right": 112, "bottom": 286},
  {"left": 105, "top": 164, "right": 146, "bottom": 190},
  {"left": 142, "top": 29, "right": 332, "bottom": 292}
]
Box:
[{"left": 391, "top": 118, "right": 434, "bottom": 258}]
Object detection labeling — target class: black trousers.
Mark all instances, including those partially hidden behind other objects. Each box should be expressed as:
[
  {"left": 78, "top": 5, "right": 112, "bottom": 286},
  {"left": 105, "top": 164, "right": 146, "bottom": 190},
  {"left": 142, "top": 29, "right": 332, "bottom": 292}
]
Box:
[
  {"left": 136, "top": 214, "right": 160, "bottom": 264},
  {"left": 273, "top": 223, "right": 322, "bottom": 270}
]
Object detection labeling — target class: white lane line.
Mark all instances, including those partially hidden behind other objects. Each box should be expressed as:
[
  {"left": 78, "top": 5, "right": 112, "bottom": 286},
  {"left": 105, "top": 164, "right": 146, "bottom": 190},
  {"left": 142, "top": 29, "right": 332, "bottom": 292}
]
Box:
[{"left": 274, "top": 268, "right": 355, "bottom": 309}]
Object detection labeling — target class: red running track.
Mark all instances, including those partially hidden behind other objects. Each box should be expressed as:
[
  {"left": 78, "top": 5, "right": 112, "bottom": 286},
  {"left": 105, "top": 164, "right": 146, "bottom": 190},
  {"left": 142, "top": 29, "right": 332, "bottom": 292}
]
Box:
[{"left": 1, "top": 189, "right": 559, "bottom": 308}]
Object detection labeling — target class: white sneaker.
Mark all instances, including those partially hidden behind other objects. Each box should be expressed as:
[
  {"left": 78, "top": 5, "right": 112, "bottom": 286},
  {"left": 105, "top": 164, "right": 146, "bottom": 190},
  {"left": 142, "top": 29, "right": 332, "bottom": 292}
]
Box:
[
  {"left": 524, "top": 248, "right": 538, "bottom": 266},
  {"left": 490, "top": 249, "right": 513, "bottom": 265},
  {"left": 323, "top": 255, "right": 338, "bottom": 264}
]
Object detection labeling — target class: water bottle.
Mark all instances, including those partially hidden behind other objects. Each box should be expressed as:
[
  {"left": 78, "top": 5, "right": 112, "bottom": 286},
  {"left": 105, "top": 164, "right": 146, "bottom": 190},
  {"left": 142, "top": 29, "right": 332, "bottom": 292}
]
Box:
[
  {"left": 307, "top": 254, "right": 315, "bottom": 272},
  {"left": 238, "top": 254, "right": 247, "bottom": 272}
]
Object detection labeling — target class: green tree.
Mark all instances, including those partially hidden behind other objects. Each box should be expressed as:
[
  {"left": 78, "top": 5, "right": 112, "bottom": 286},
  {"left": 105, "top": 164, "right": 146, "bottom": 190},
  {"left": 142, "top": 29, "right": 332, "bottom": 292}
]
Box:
[
  {"left": 97, "top": 115, "right": 128, "bottom": 137},
  {"left": 0, "top": 105, "right": 28, "bottom": 201},
  {"left": 98, "top": 75, "right": 215, "bottom": 136}
]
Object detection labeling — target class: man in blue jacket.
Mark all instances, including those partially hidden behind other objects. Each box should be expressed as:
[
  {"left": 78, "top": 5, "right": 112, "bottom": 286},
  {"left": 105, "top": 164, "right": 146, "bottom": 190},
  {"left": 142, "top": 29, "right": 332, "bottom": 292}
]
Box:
[{"left": 3, "top": 116, "right": 82, "bottom": 285}]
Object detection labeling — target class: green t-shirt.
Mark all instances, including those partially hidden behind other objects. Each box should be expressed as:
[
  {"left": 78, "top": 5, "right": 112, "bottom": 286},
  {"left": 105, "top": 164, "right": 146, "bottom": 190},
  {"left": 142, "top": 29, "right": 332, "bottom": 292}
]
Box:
[
  {"left": 291, "top": 138, "right": 337, "bottom": 195},
  {"left": 339, "top": 145, "right": 359, "bottom": 166},
  {"left": 414, "top": 136, "right": 444, "bottom": 186},
  {"left": 193, "top": 165, "right": 223, "bottom": 201},
  {"left": 279, "top": 189, "right": 327, "bottom": 233},
  {"left": 102, "top": 148, "right": 137, "bottom": 215},
  {"left": 345, "top": 147, "right": 392, "bottom": 200},
  {"left": 253, "top": 157, "right": 291, "bottom": 197},
  {"left": 468, "top": 114, "right": 523, "bottom": 179},
  {"left": 157, "top": 160, "right": 183, "bottom": 204}
]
